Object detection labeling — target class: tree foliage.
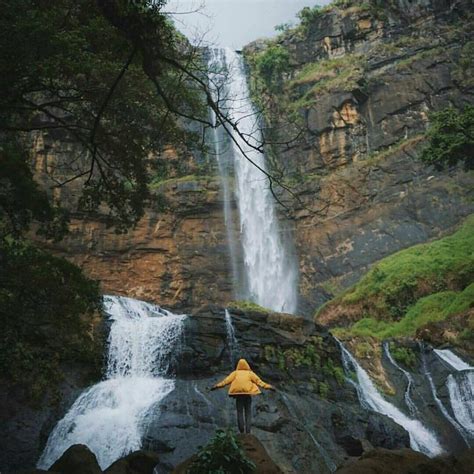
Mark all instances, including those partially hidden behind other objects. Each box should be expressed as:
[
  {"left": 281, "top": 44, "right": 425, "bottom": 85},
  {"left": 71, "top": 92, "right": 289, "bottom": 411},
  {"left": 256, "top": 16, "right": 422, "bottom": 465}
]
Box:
[
  {"left": 1, "top": 0, "right": 207, "bottom": 230},
  {"left": 0, "top": 239, "right": 103, "bottom": 403},
  {"left": 421, "top": 106, "right": 474, "bottom": 171}
]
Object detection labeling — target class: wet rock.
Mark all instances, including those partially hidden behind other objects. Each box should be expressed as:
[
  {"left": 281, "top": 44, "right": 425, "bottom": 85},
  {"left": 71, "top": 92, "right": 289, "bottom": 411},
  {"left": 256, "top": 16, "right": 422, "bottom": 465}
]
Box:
[
  {"left": 104, "top": 451, "right": 160, "bottom": 474},
  {"left": 335, "top": 447, "right": 474, "bottom": 474},
  {"left": 49, "top": 444, "right": 101, "bottom": 474}
]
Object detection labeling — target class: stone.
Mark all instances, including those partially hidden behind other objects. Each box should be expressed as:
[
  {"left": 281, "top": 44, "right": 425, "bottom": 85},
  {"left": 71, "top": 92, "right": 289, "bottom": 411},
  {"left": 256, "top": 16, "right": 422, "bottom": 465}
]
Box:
[
  {"left": 49, "top": 444, "right": 101, "bottom": 474},
  {"left": 104, "top": 450, "right": 160, "bottom": 474}
]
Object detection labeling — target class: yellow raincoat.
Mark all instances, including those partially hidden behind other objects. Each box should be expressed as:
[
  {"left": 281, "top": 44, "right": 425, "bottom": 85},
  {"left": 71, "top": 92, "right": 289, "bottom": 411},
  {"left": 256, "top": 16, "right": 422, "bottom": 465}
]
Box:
[{"left": 213, "top": 358, "right": 273, "bottom": 396}]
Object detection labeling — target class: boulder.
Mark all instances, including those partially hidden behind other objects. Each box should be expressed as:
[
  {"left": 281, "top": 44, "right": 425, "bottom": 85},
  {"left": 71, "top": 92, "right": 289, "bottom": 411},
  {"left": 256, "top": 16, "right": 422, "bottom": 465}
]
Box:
[
  {"left": 49, "top": 444, "right": 101, "bottom": 474},
  {"left": 104, "top": 451, "right": 160, "bottom": 474}
]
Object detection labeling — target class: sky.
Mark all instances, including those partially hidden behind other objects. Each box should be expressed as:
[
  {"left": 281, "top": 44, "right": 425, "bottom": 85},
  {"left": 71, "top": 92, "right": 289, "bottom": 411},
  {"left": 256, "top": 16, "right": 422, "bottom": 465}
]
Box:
[{"left": 165, "top": 0, "right": 331, "bottom": 49}]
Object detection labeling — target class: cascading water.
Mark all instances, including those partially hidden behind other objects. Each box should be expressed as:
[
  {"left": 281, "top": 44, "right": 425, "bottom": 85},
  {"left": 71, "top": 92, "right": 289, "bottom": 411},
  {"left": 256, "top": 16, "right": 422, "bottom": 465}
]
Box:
[
  {"left": 208, "top": 49, "right": 242, "bottom": 295},
  {"left": 37, "top": 295, "right": 186, "bottom": 470},
  {"left": 338, "top": 342, "right": 444, "bottom": 457},
  {"left": 383, "top": 342, "right": 419, "bottom": 417},
  {"left": 224, "top": 309, "right": 239, "bottom": 366},
  {"left": 434, "top": 349, "right": 474, "bottom": 438},
  {"left": 209, "top": 47, "right": 298, "bottom": 313}
]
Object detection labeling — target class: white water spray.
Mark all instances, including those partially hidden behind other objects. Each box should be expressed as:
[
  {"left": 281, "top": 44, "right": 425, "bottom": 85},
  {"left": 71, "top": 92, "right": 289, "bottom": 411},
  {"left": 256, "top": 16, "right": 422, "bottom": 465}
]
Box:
[
  {"left": 434, "top": 349, "right": 474, "bottom": 438},
  {"left": 38, "top": 296, "right": 186, "bottom": 470},
  {"left": 208, "top": 49, "right": 241, "bottom": 294},
  {"left": 213, "top": 48, "right": 298, "bottom": 313},
  {"left": 339, "top": 342, "right": 443, "bottom": 457},
  {"left": 383, "top": 342, "right": 419, "bottom": 417}
]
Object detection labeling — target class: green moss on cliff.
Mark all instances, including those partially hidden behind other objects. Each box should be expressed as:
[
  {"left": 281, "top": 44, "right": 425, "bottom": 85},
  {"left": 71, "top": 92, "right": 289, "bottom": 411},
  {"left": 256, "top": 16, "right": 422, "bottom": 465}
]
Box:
[
  {"left": 324, "top": 217, "right": 474, "bottom": 342},
  {"left": 227, "top": 300, "right": 269, "bottom": 314}
]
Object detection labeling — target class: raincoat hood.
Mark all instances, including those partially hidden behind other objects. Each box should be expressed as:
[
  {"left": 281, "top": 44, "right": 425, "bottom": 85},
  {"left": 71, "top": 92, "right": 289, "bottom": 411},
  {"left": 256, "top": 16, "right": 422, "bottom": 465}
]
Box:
[{"left": 236, "top": 359, "right": 251, "bottom": 371}]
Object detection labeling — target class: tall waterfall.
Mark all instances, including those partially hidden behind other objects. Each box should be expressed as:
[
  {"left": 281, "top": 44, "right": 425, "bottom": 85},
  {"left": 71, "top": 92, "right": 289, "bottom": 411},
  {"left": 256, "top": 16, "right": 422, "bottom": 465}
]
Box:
[
  {"left": 208, "top": 49, "right": 242, "bottom": 295},
  {"left": 339, "top": 342, "right": 444, "bottom": 457},
  {"left": 37, "top": 296, "right": 186, "bottom": 470},
  {"left": 208, "top": 48, "right": 298, "bottom": 313},
  {"left": 434, "top": 349, "right": 474, "bottom": 438}
]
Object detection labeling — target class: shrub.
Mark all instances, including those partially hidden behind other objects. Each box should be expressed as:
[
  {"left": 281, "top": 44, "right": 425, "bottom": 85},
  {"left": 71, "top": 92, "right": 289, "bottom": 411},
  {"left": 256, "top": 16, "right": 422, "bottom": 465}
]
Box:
[
  {"left": 187, "top": 429, "right": 256, "bottom": 474},
  {"left": 253, "top": 45, "right": 290, "bottom": 92},
  {"left": 421, "top": 106, "right": 474, "bottom": 170},
  {"left": 390, "top": 345, "right": 417, "bottom": 368}
]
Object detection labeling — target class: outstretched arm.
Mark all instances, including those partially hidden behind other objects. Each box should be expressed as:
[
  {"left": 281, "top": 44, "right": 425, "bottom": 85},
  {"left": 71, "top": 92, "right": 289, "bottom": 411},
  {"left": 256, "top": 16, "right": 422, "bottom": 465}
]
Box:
[
  {"left": 251, "top": 372, "right": 275, "bottom": 390},
  {"left": 211, "top": 371, "right": 237, "bottom": 390}
]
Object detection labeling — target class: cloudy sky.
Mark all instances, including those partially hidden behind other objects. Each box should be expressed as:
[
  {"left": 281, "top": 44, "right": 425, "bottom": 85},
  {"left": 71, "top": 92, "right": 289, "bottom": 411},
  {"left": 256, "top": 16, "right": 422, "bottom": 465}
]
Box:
[{"left": 166, "top": 0, "right": 331, "bottom": 49}]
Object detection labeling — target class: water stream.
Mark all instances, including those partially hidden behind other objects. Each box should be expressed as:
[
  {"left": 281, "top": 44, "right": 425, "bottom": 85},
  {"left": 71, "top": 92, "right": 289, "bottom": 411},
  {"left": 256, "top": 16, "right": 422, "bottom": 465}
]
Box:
[
  {"left": 339, "top": 342, "right": 444, "bottom": 457},
  {"left": 383, "top": 342, "right": 419, "bottom": 417},
  {"left": 37, "top": 296, "right": 186, "bottom": 470},
  {"left": 434, "top": 349, "right": 474, "bottom": 438},
  {"left": 224, "top": 309, "right": 239, "bottom": 366}
]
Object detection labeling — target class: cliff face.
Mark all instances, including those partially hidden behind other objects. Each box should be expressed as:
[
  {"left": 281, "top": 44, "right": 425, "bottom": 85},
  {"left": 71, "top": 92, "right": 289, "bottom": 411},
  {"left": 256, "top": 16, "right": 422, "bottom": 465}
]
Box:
[
  {"left": 31, "top": 131, "right": 242, "bottom": 313},
  {"left": 244, "top": 0, "right": 474, "bottom": 315}
]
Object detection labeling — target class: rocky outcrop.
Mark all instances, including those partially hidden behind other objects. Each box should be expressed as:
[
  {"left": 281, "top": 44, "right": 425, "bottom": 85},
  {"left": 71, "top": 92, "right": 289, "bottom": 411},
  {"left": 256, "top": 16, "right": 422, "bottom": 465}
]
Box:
[
  {"left": 173, "top": 434, "right": 283, "bottom": 473},
  {"left": 143, "top": 306, "right": 410, "bottom": 474},
  {"left": 49, "top": 444, "right": 101, "bottom": 474},
  {"left": 244, "top": 0, "right": 474, "bottom": 316},
  {"left": 335, "top": 447, "right": 474, "bottom": 474}
]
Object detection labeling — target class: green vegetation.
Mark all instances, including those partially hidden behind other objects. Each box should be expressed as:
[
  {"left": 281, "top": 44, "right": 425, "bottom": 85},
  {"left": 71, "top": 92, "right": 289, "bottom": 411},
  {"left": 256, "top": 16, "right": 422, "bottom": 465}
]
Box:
[
  {"left": 453, "top": 41, "right": 474, "bottom": 88},
  {"left": 333, "top": 283, "right": 474, "bottom": 340},
  {"left": 227, "top": 301, "right": 269, "bottom": 314},
  {"left": 326, "top": 216, "right": 474, "bottom": 319},
  {"left": 187, "top": 429, "right": 256, "bottom": 474},
  {"left": 421, "top": 106, "right": 474, "bottom": 171},
  {"left": 390, "top": 345, "right": 417, "bottom": 368},
  {"left": 0, "top": 0, "right": 212, "bottom": 230},
  {"left": 0, "top": 239, "right": 102, "bottom": 404},
  {"left": 290, "top": 54, "right": 367, "bottom": 98},
  {"left": 251, "top": 45, "right": 290, "bottom": 93}
]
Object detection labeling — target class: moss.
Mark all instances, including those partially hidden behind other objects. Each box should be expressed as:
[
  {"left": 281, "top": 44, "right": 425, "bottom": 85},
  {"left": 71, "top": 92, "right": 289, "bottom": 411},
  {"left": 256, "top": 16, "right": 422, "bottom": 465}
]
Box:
[
  {"left": 364, "top": 135, "right": 425, "bottom": 166},
  {"left": 318, "top": 381, "right": 330, "bottom": 399},
  {"left": 323, "top": 216, "right": 474, "bottom": 320},
  {"left": 290, "top": 54, "right": 367, "bottom": 100},
  {"left": 227, "top": 300, "right": 269, "bottom": 314}
]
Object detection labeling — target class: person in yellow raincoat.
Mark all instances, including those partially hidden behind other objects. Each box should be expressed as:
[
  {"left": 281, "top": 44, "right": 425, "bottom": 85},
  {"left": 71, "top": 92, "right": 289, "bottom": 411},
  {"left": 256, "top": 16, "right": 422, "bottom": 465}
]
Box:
[{"left": 210, "top": 358, "right": 275, "bottom": 434}]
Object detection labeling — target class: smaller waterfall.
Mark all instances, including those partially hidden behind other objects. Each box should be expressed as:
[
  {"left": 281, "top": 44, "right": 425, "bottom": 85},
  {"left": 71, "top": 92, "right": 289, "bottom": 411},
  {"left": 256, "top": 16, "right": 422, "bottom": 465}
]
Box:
[
  {"left": 339, "top": 342, "right": 443, "bottom": 457},
  {"left": 38, "top": 296, "right": 186, "bottom": 470},
  {"left": 383, "top": 343, "right": 419, "bottom": 417},
  {"left": 434, "top": 349, "right": 471, "bottom": 371},
  {"left": 434, "top": 349, "right": 474, "bottom": 438},
  {"left": 224, "top": 309, "right": 239, "bottom": 366}
]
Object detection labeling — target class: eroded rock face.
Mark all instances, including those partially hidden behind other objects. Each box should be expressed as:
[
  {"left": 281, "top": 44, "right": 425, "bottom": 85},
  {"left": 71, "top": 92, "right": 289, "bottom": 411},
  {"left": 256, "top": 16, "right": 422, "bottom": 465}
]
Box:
[
  {"left": 244, "top": 0, "right": 474, "bottom": 316},
  {"left": 144, "top": 307, "right": 409, "bottom": 474}
]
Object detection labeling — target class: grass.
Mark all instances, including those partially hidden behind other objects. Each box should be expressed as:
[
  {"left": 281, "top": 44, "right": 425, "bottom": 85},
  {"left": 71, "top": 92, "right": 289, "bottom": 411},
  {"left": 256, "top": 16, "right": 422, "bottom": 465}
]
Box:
[
  {"left": 338, "top": 215, "right": 474, "bottom": 313},
  {"left": 334, "top": 283, "right": 474, "bottom": 340},
  {"left": 290, "top": 54, "right": 367, "bottom": 97}
]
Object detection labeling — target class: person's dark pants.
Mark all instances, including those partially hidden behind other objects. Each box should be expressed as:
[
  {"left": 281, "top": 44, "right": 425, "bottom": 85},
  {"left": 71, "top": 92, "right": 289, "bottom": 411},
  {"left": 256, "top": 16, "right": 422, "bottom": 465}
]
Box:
[{"left": 235, "top": 395, "right": 252, "bottom": 434}]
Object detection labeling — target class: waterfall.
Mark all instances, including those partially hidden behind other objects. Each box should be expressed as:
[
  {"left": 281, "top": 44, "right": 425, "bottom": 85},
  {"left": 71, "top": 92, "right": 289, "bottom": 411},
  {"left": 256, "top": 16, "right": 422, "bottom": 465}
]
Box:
[
  {"left": 210, "top": 47, "right": 298, "bottom": 314},
  {"left": 434, "top": 349, "right": 472, "bottom": 371},
  {"left": 208, "top": 49, "right": 242, "bottom": 295},
  {"left": 224, "top": 309, "right": 239, "bottom": 366},
  {"left": 383, "top": 342, "right": 419, "bottom": 417},
  {"left": 434, "top": 349, "right": 474, "bottom": 438},
  {"left": 37, "top": 296, "right": 186, "bottom": 470},
  {"left": 338, "top": 342, "right": 444, "bottom": 457}
]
